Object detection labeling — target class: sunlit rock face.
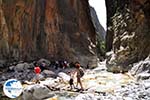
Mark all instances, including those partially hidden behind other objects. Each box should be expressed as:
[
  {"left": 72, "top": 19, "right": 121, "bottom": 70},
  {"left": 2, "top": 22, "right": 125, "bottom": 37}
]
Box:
[
  {"left": 106, "top": 0, "right": 150, "bottom": 72},
  {"left": 0, "top": 0, "right": 96, "bottom": 65},
  {"left": 90, "top": 7, "right": 106, "bottom": 40},
  {"left": 90, "top": 6, "right": 106, "bottom": 59}
]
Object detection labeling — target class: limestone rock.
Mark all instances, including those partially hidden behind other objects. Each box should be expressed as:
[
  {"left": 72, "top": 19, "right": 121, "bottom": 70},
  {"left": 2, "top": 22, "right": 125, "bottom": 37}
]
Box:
[
  {"left": 22, "top": 84, "right": 54, "bottom": 100},
  {"left": 14, "top": 63, "right": 31, "bottom": 72},
  {"left": 75, "top": 93, "right": 97, "bottom": 100},
  {"left": 90, "top": 6, "right": 105, "bottom": 40},
  {"left": 58, "top": 72, "right": 70, "bottom": 82},
  {"left": 106, "top": 0, "right": 150, "bottom": 72},
  {"left": 136, "top": 73, "right": 150, "bottom": 81},
  {"left": 0, "top": 0, "right": 97, "bottom": 67},
  {"left": 130, "top": 57, "right": 150, "bottom": 75},
  {"left": 37, "top": 58, "right": 51, "bottom": 68},
  {"left": 42, "top": 70, "right": 57, "bottom": 78},
  {"left": 0, "top": 60, "right": 6, "bottom": 69},
  {"left": 90, "top": 6, "right": 106, "bottom": 59}
]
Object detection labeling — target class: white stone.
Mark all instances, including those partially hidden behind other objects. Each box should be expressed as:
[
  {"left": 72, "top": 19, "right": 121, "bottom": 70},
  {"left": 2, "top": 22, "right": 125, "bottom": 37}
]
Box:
[
  {"left": 22, "top": 84, "right": 54, "bottom": 100},
  {"left": 75, "top": 93, "right": 97, "bottom": 100},
  {"left": 123, "top": 97, "right": 133, "bottom": 100},
  {"left": 58, "top": 72, "right": 70, "bottom": 81}
]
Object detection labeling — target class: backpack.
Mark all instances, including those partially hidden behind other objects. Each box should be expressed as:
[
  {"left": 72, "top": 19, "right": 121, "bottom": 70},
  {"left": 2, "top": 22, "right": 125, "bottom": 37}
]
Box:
[{"left": 79, "top": 68, "right": 84, "bottom": 77}]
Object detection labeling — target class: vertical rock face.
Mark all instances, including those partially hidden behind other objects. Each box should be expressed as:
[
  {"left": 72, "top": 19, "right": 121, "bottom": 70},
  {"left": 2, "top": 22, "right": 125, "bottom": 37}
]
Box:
[
  {"left": 90, "top": 7, "right": 106, "bottom": 40},
  {"left": 0, "top": 0, "right": 96, "bottom": 65},
  {"left": 90, "top": 7, "right": 106, "bottom": 59},
  {"left": 106, "top": 0, "right": 150, "bottom": 72}
]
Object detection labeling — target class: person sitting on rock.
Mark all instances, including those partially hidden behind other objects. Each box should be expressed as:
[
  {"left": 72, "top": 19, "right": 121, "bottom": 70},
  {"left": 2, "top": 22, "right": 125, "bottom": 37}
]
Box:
[{"left": 75, "top": 62, "right": 84, "bottom": 91}]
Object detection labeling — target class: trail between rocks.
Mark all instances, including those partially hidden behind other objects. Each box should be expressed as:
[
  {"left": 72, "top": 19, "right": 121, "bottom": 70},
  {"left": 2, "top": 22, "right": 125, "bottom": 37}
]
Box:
[{"left": 21, "top": 61, "right": 150, "bottom": 100}]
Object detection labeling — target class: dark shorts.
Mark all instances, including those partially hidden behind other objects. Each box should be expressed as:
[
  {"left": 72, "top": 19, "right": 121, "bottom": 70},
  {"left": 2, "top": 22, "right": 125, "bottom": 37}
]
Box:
[{"left": 69, "top": 78, "right": 74, "bottom": 85}]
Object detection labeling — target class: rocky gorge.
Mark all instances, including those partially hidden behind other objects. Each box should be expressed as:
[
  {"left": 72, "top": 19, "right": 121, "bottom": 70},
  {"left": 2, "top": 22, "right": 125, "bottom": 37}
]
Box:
[
  {"left": 0, "top": 0, "right": 97, "bottom": 67},
  {"left": 106, "top": 0, "right": 150, "bottom": 72},
  {"left": 0, "top": 0, "right": 150, "bottom": 100},
  {"left": 0, "top": 60, "right": 150, "bottom": 100}
]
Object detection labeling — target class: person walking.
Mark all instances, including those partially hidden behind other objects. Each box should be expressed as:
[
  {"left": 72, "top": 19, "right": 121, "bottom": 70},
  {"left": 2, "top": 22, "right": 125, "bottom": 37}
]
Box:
[{"left": 75, "top": 62, "right": 84, "bottom": 91}]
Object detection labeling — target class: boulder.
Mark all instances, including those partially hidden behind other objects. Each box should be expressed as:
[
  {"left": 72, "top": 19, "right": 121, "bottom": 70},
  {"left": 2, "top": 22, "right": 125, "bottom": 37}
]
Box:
[
  {"left": 22, "top": 84, "right": 54, "bottom": 100},
  {"left": 136, "top": 73, "right": 150, "bottom": 81},
  {"left": 37, "top": 58, "right": 51, "bottom": 67},
  {"left": 28, "top": 63, "right": 35, "bottom": 69},
  {"left": 142, "top": 80, "right": 150, "bottom": 89},
  {"left": 8, "top": 66, "right": 15, "bottom": 71},
  {"left": 0, "top": 60, "right": 6, "bottom": 69},
  {"left": 42, "top": 70, "right": 57, "bottom": 78},
  {"left": 130, "top": 57, "right": 150, "bottom": 75},
  {"left": 106, "top": 52, "right": 131, "bottom": 73},
  {"left": 75, "top": 93, "right": 97, "bottom": 100},
  {"left": 14, "top": 63, "right": 31, "bottom": 72},
  {"left": 58, "top": 72, "right": 70, "bottom": 82}
]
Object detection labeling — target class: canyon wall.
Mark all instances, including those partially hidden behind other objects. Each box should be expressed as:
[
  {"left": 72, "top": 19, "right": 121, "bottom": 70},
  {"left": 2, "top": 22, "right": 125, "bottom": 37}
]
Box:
[
  {"left": 0, "top": 0, "right": 97, "bottom": 66},
  {"left": 106, "top": 0, "right": 150, "bottom": 72}
]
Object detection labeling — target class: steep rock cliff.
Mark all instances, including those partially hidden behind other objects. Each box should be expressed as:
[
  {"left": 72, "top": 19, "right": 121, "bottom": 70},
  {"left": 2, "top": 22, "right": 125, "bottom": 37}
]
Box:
[
  {"left": 90, "top": 6, "right": 106, "bottom": 59},
  {"left": 106, "top": 0, "right": 150, "bottom": 72},
  {"left": 90, "top": 7, "right": 105, "bottom": 40},
  {"left": 0, "top": 0, "right": 96, "bottom": 66}
]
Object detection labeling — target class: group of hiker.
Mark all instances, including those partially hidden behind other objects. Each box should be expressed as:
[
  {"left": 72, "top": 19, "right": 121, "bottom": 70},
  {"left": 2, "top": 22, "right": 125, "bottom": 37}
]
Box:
[
  {"left": 34, "top": 61, "right": 85, "bottom": 91},
  {"left": 34, "top": 60, "right": 71, "bottom": 71}
]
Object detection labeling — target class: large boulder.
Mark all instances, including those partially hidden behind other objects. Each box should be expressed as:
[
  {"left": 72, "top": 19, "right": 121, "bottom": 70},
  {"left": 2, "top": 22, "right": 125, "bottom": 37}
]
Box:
[
  {"left": 37, "top": 58, "right": 51, "bottom": 68},
  {"left": 0, "top": 60, "right": 7, "bottom": 69},
  {"left": 22, "top": 84, "right": 54, "bottom": 100},
  {"left": 58, "top": 72, "right": 70, "bottom": 82},
  {"left": 14, "top": 63, "right": 31, "bottom": 72},
  {"left": 42, "top": 70, "right": 57, "bottom": 78},
  {"left": 130, "top": 56, "right": 150, "bottom": 75},
  {"left": 130, "top": 56, "right": 150, "bottom": 80},
  {"left": 106, "top": 51, "right": 132, "bottom": 73}
]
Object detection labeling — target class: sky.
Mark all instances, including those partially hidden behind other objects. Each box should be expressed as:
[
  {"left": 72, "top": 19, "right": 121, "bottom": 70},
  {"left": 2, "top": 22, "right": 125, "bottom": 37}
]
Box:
[{"left": 89, "top": 0, "right": 106, "bottom": 30}]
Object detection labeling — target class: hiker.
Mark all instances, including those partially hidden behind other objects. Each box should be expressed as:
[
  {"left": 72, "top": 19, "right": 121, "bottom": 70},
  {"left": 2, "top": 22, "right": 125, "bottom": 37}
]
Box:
[
  {"left": 75, "top": 62, "right": 84, "bottom": 90},
  {"left": 34, "top": 66, "right": 41, "bottom": 83},
  {"left": 68, "top": 71, "right": 75, "bottom": 90},
  {"left": 39, "top": 62, "right": 46, "bottom": 71},
  {"left": 59, "top": 60, "right": 63, "bottom": 69},
  {"left": 63, "top": 60, "right": 68, "bottom": 69},
  {"left": 55, "top": 61, "right": 59, "bottom": 70}
]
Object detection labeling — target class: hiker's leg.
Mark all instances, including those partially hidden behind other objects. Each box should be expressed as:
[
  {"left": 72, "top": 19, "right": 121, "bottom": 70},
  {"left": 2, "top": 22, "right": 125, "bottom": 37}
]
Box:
[
  {"left": 70, "top": 85, "right": 72, "bottom": 90},
  {"left": 73, "top": 83, "right": 75, "bottom": 89},
  {"left": 76, "top": 77, "right": 79, "bottom": 88},
  {"left": 76, "top": 82, "right": 78, "bottom": 88},
  {"left": 78, "top": 78, "right": 83, "bottom": 90},
  {"left": 36, "top": 74, "right": 40, "bottom": 84}
]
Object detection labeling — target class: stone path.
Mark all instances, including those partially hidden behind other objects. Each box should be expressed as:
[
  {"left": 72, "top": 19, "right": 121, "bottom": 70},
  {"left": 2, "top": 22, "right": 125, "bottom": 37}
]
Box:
[
  {"left": 1, "top": 61, "right": 150, "bottom": 100},
  {"left": 22, "top": 61, "right": 150, "bottom": 100}
]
